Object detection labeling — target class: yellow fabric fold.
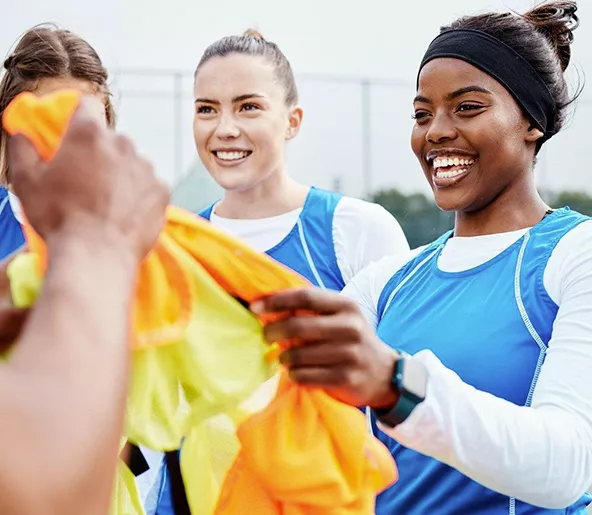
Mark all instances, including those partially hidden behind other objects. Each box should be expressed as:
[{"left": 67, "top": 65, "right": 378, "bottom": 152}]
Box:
[{"left": 3, "top": 89, "right": 398, "bottom": 515}]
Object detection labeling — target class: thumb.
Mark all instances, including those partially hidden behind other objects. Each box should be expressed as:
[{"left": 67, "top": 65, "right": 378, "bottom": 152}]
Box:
[{"left": 7, "top": 134, "right": 42, "bottom": 195}]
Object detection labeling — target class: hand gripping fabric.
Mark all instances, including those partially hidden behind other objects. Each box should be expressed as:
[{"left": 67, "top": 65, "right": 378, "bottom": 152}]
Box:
[{"left": 2, "top": 90, "right": 398, "bottom": 515}]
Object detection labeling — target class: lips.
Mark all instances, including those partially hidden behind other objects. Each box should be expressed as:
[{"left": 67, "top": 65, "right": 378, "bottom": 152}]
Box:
[{"left": 426, "top": 148, "right": 478, "bottom": 189}]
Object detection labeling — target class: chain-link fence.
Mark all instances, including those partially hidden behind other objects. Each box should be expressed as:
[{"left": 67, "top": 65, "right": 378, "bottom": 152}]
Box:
[
  {"left": 110, "top": 68, "right": 592, "bottom": 210},
  {"left": 109, "top": 68, "right": 592, "bottom": 509}
]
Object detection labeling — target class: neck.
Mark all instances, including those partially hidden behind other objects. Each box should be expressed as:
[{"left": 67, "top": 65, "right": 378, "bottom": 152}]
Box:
[
  {"left": 214, "top": 172, "right": 310, "bottom": 219},
  {"left": 454, "top": 174, "right": 549, "bottom": 237}
]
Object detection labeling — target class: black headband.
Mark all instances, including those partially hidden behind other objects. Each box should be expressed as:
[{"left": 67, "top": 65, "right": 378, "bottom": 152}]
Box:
[{"left": 418, "top": 29, "right": 557, "bottom": 142}]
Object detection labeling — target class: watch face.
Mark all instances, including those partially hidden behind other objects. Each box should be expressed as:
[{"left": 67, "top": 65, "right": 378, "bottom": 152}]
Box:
[{"left": 401, "top": 358, "right": 427, "bottom": 399}]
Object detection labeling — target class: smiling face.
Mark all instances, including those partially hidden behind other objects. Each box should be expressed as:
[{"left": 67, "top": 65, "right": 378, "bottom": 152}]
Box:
[
  {"left": 411, "top": 58, "right": 543, "bottom": 213},
  {"left": 193, "top": 53, "right": 302, "bottom": 192}
]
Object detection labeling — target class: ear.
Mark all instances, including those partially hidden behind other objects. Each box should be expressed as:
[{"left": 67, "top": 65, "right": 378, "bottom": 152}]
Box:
[
  {"left": 525, "top": 123, "right": 545, "bottom": 144},
  {"left": 285, "top": 105, "right": 303, "bottom": 141}
]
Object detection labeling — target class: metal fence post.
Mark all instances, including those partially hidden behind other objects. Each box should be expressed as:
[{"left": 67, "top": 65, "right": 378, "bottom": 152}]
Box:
[
  {"left": 361, "top": 79, "right": 372, "bottom": 199},
  {"left": 173, "top": 72, "right": 184, "bottom": 184}
]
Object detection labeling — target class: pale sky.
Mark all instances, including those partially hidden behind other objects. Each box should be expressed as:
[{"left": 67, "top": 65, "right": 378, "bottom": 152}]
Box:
[{"left": 2, "top": 0, "right": 591, "bottom": 204}]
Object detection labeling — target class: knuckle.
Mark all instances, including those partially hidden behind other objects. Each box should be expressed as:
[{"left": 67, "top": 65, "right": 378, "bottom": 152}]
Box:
[
  {"left": 285, "top": 317, "right": 305, "bottom": 338},
  {"left": 267, "top": 291, "right": 292, "bottom": 313},
  {"left": 295, "top": 288, "right": 312, "bottom": 306},
  {"left": 343, "top": 369, "right": 363, "bottom": 390},
  {"left": 76, "top": 118, "right": 102, "bottom": 140},
  {"left": 344, "top": 297, "right": 361, "bottom": 314},
  {"left": 139, "top": 156, "right": 154, "bottom": 172},
  {"left": 114, "top": 134, "right": 134, "bottom": 153},
  {"left": 342, "top": 344, "right": 362, "bottom": 364},
  {"left": 330, "top": 366, "right": 348, "bottom": 385},
  {"left": 342, "top": 315, "right": 365, "bottom": 340}
]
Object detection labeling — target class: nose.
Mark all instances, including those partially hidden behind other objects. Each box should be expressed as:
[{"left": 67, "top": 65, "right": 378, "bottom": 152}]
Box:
[
  {"left": 214, "top": 112, "right": 240, "bottom": 140},
  {"left": 425, "top": 111, "right": 457, "bottom": 144}
]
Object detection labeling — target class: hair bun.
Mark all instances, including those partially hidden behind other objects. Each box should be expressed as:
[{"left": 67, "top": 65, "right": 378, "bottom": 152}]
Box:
[
  {"left": 3, "top": 54, "right": 15, "bottom": 70},
  {"left": 243, "top": 28, "right": 266, "bottom": 40},
  {"left": 523, "top": 1, "right": 579, "bottom": 71}
]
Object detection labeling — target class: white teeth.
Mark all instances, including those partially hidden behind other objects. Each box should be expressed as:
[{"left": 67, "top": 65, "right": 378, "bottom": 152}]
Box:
[
  {"left": 216, "top": 151, "right": 249, "bottom": 161},
  {"left": 432, "top": 156, "right": 475, "bottom": 169},
  {"left": 436, "top": 168, "right": 467, "bottom": 179}
]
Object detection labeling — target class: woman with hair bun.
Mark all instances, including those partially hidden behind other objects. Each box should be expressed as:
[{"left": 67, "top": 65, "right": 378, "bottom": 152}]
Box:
[
  {"left": 149, "top": 29, "right": 411, "bottom": 515},
  {"left": 0, "top": 24, "right": 115, "bottom": 261},
  {"left": 194, "top": 29, "right": 409, "bottom": 291},
  {"left": 252, "top": 2, "right": 592, "bottom": 513}
]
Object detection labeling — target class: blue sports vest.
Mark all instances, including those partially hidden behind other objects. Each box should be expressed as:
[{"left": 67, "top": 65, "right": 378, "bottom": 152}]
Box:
[
  {"left": 0, "top": 187, "right": 25, "bottom": 261},
  {"left": 372, "top": 207, "right": 591, "bottom": 514},
  {"left": 200, "top": 186, "right": 345, "bottom": 291}
]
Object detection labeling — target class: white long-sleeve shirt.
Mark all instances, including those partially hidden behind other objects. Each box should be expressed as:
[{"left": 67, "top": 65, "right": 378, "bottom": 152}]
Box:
[
  {"left": 342, "top": 221, "right": 592, "bottom": 508},
  {"left": 208, "top": 195, "right": 409, "bottom": 283}
]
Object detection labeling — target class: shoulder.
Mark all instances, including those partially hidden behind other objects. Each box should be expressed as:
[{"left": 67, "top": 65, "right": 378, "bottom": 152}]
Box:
[
  {"left": 342, "top": 247, "right": 424, "bottom": 327},
  {"left": 356, "top": 246, "right": 426, "bottom": 289},
  {"left": 547, "top": 217, "right": 592, "bottom": 277},
  {"left": 545, "top": 219, "right": 592, "bottom": 303},
  {"left": 331, "top": 196, "right": 410, "bottom": 281},
  {"left": 334, "top": 196, "right": 407, "bottom": 245},
  {"left": 335, "top": 195, "right": 398, "bottom": 221},
  {"left": 553, "top": 216, "right": 592, "bottom": 248}
]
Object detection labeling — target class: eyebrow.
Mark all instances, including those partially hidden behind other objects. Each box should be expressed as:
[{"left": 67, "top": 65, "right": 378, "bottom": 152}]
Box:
[
  {"left": 194, "top": 93, "right": 265, "bottom": 104},
  {"left": 447, "top": 85, "right": 492, "bottom": 101},
  {"left": 413, "top": 85, "right": 493, "bottom": 104},
  {"left": 413, "top": 94, "right": 430, "bottom": 104}
]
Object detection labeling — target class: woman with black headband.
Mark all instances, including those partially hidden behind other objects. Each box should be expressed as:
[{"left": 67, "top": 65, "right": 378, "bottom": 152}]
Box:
[{"left": 250, "top": 1, "right": 592, "bottom": 513}]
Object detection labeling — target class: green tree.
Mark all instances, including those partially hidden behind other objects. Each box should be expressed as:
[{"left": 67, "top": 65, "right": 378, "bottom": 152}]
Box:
[
  {"left": 548, "top": 191, "right": 592, "bottom": 216},
  {"left": 372, "top": 188, "right": 454, "bottom": 248},
  {"left": 373, "top": 188, "right": 592, "bottom": 249}
]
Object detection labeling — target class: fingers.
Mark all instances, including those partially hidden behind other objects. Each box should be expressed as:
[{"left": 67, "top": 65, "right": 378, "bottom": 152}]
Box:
[
  {"left": 113, "top": 133, "right": 136, "bottom": 155},
  {"left": 251, "top": 288, "right": 358, "bottom": 317},
  {"left": 79, "top": 95, "right": 110, "bottom": 126},
  {"left": 287, "top": 365, "right": 341, "bottom": 387},
  {"left": 9, "top": 98, "right": 107, "bottom": 196},
  {"left": 70, "top": 96, "right": 109, "bottom": 129},
  {"left": 280, "top": 341, "right": 363, "bottom": 368},
  {"left": 286, "top": 364, "right": 365, "bottom": 397},
  {"left": 157, "top": 177, "right": 171, "bottom": 206},
  {"left": 7, "top": 134, "right": 42, "bottom": 193},
  {"left": 263, "top": 312, "right": 365, "bottom": 343},
  {"left": 55, "top": 97, "right": 112, "bottom": 165},
  {"left": 62, "top": 99, "right": 105, "bottom": 148}
]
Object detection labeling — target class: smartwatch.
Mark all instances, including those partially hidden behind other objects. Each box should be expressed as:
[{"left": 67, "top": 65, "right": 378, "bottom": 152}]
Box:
[{"left": 374, "top": 351, "right": 428, "bottom": 428}]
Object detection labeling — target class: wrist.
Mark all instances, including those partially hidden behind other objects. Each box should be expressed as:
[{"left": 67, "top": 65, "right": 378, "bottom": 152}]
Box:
[
  {"left": 47, "top": 231, "right": 139, "bottom": 278},
  {"left": 369, "top": 350, "right": 401, "bottom": 410},
  {"left": 372, "top": 350, "right": 428, "bottom": 428},
  {"left": 46, "top": 218, "right": 138, "bottom": 272}
]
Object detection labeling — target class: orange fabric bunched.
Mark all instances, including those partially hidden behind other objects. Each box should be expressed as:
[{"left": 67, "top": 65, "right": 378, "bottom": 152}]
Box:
[{"left": 3, "top": 90, "right": 398, "bottom": 515}]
